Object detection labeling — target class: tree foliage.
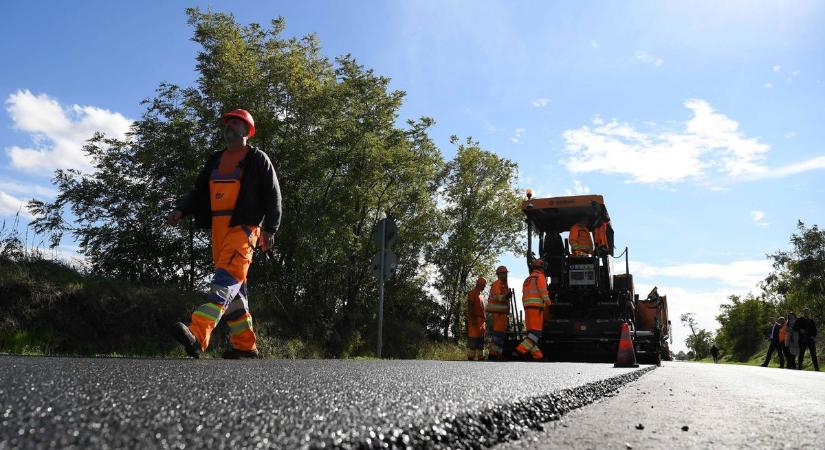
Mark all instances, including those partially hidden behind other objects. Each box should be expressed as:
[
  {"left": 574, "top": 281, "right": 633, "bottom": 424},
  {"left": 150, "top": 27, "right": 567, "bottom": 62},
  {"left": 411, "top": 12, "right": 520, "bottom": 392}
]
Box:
[{"left": 432, "top": 137, "right": 524, "bottom": 340}]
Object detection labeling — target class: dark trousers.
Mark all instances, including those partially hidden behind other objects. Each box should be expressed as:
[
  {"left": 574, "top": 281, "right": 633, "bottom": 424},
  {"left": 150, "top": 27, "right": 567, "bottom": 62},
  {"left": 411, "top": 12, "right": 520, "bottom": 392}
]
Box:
[
  {"left": 782, "top": 345, "right": 796, "bottom": 368},
  {"left": 764, "top": 340, "right": 783, "bottom": 366},
  {"left": 798, "top": 338, "right": 819, "bottom": 371}
]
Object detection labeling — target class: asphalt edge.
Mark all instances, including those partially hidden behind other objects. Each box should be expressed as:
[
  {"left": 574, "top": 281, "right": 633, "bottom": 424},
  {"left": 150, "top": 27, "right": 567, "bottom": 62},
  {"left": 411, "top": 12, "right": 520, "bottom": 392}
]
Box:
[{"left": 319, "top": 365, "right": 657, "bottom": 449}]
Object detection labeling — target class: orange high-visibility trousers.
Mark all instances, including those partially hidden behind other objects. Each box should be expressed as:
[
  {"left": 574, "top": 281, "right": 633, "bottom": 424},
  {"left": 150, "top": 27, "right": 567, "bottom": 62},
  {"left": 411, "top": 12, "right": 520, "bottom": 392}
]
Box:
[{"left": 187, "top": 166, "right": 260, "bottom": 352}]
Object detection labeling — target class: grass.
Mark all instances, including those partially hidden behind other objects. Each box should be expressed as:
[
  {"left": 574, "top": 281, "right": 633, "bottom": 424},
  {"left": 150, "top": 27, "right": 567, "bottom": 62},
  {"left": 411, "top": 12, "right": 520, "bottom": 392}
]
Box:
[{"left": 695, "top": 342, "right": 823, "bottom": 371}]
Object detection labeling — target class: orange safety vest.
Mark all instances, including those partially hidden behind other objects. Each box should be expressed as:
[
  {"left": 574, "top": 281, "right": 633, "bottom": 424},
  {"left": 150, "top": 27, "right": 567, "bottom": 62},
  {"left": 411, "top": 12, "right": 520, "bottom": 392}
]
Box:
[
  {"left": 522, "top": 269, "right": 550, "bottom": 310},
  {"left": 467, "top": 287, "right": 486, "bottom": 338},
  {"left": 569, "top": 223, "right": 594, "bottom": 255},
  {"left": 486, "top": 280, "right": 510, "bottom": 333},
  {"left": 594, "top": 221, "right": 609, "bottom": 249}
]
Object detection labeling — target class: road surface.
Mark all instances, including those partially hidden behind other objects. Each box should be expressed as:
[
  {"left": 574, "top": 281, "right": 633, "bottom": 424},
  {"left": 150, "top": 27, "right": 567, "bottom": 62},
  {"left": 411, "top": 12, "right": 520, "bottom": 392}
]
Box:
[
  {"left": 496, "top": 361, "right": 825, "bottom": 449},
  {"left": 0, "top": 356, "right": 649, "bottom": 449}
]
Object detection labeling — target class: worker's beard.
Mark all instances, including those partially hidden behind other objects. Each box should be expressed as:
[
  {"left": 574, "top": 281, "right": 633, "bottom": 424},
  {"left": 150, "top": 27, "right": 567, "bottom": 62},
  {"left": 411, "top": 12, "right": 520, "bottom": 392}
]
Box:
[{"left": 224, "top": 128, "right": 244, "bottom": 148}]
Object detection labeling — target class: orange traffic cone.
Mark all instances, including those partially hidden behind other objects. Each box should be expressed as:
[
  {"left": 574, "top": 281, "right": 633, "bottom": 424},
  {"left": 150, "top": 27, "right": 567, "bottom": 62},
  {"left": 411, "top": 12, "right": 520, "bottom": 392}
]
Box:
[{"left": 614, "top": 322, "right": 639, "bottom": 368}]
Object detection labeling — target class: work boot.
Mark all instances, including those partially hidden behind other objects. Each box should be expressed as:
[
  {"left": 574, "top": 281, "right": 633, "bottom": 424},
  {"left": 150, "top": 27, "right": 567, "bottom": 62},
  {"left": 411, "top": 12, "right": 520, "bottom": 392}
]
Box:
[
  {"left": 171, "top": 322, "right": 201, "bottom": 359},
  {"left": 222, "top": 348, "right": 261, "bottom": 359}
]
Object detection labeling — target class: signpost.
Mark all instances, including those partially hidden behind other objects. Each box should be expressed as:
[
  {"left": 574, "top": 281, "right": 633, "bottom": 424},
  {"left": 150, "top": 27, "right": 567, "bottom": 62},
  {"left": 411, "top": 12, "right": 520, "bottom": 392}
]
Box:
[{"left": 371, "top": 216, "right": 398, "bottom": 357}]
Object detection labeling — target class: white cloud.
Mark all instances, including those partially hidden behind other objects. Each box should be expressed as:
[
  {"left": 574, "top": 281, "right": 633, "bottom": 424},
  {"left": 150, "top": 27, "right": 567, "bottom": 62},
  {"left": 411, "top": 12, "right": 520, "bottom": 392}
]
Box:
[
  {"left": 784, "top": 131, "right": 796, "bottom": 139},
  {"left": 5, "top": 90, "right": 133, "bottom": 174},
  {"left": 750, "top": 210, "right": 768, "bottom": 227},
  {"left": 590, "top": 40, "right": 599, "bottom": 49},
  {"left": 773, "top": 65, "right": 782, "bottom": 72},
  {"left": 564, "top": 179, "right": 590, "bottom": 196},
  {"left": 531, "top": 98, "right": 550, "bottom": 108},
  {"left": 561, "top": 99, "right": 825, "bottom": 185},
  {"left": 0, "top": 180, "right": 57, "bottom": 199},
  {"left": 633, "top": 259, "right": 772, "bottom": 290},
  {"left": 635, "top": 50, "right": 663, "bottom": 67},
  {"left": 748, "top": 155, "right": 825, "bottom": 180},
  {"left": 510, "top": 127, "right": 526, "bottom": 143},
  {"left": 0, "top": 191, "right": 32, "bottom": 218},
  {"left": 764, "top": 83, "right": 774, "bottom": 89}
]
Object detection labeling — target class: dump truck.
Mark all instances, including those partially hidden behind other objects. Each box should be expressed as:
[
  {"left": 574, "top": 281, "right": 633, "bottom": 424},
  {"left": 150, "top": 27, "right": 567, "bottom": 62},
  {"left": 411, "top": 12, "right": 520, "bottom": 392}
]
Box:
[{"left": 504, "top": 193, "right": 670, "bottom": 364}]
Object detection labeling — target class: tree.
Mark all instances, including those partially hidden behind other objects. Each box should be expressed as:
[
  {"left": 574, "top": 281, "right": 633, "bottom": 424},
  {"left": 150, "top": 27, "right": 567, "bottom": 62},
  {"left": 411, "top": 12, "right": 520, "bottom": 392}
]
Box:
[
  {"left": 714, "top": 294, "right": 775, "bottom": 361},
  {"left": 681, "top": 312, "right": 712, "bottom": 360},
  {"left": 764, "top": 221, "right": 825, "bottom": 324},
  {"left": 432, "top": 137, "right": 523, "bottom": 340}
]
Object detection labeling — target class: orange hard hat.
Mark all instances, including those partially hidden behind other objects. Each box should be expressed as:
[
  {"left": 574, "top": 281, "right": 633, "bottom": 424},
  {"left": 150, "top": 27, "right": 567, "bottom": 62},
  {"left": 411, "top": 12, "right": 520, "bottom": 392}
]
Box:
[
  {"left": 476, "top": 276, "right": 487, "bottom": 286},
  {"left": 221, "top": 109, "right": 256, "bottom": 138},
  {"left": 530, "top": 259, "right": 545, "bottom": 269},
  {"left": 495, "top": 266, "right": 508, "bottom": 274}
]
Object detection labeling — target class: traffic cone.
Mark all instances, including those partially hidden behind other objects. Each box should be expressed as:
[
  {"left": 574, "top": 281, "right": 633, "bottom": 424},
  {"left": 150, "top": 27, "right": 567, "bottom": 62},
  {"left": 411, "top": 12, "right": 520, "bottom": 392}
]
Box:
[{"left": 614, "top": 322, "right": 639, "bottom": 368}]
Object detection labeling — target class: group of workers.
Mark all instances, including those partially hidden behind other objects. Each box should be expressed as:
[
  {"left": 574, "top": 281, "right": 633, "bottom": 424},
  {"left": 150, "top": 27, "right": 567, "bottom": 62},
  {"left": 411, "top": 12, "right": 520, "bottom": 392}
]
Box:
[
  {"left": 465, "top": 220, "right": 599, "bottom": 361},
  {"left": 465, "top": 260, "right": 551, "bottom": 361},
  {"left": 761, "top": 310, "right": 819, "bottom": 371}
]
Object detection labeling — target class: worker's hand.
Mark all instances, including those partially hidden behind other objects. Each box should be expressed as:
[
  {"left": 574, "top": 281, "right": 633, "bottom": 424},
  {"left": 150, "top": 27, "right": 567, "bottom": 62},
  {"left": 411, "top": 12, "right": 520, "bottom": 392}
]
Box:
[
  {"left": 260, "top": 231, "right": 275, "bottom": 251},
  {"left": 167, "top": 210, "right": 183, "bottom": 226}
]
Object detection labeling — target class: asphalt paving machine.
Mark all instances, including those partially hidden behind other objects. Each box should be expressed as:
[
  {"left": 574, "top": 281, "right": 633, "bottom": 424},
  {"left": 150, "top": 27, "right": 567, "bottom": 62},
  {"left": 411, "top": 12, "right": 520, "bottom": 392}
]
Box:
[{"left": 505, "top": 193, "right": 670, "bottom": 364}]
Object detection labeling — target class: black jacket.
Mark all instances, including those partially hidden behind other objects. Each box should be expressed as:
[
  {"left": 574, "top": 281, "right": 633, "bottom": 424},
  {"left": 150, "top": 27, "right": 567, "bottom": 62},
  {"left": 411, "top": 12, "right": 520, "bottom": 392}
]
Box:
[
  {"left": 793, "top": 317, "right": 817, "bottom": 339},
  {"left": 177, "top": 145, "right": 282, "bottom": 233}
]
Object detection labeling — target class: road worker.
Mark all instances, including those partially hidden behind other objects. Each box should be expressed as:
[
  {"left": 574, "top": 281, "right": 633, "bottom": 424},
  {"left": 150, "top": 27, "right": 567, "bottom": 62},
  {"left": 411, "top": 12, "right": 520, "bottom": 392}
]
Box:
[
  {"left": 569, "top": 220, "right": 594, "bottom": 256},
  {"left": 514, "top": 259, "right": 551, "bottom": 360},
  {"left": 168, "top": 109, "right": 282, "bottom": 359},
  {"left": 485, "top": 266, "right": 510, "bottom": 360},
  {"left": 466, "top": 277, "right": 487, "bottom": 361}
]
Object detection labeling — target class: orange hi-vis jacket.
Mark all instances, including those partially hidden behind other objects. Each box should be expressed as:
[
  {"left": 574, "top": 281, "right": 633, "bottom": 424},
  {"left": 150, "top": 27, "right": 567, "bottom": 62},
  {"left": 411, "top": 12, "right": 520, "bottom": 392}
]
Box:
[
  {"left": 486, "top": 280, "right": 510, "bottom": 333},
  {"left": 569, "top": 223, "right": 594, "bottom": 255},
  {"left": 522, "top": 269, "right": 550, "bottom": 332},
  {"left": 467, "top": 287, "right": 486, "bottom": 338}
]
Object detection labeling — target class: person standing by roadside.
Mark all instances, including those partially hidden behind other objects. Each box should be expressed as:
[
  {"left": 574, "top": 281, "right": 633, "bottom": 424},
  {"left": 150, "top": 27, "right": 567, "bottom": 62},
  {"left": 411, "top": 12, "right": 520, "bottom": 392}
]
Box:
[
  {"left": 774, "top": 317, "right": 787, "bottom": 368},
  {"left": 794, "top": 308, "right": 819, "bottom": 371},
  {"left": 761, "top": 318, "right": 782, "bottom": 367},
  {"left": 785, "top": 312, "right": 799, "bottom": 369}
]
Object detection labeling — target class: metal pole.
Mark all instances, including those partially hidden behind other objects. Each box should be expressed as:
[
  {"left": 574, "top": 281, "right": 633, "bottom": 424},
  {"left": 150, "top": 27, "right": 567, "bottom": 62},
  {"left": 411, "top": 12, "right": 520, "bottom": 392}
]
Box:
[{"left": 377, "top": 219, "right": 385, "bottom": 358}]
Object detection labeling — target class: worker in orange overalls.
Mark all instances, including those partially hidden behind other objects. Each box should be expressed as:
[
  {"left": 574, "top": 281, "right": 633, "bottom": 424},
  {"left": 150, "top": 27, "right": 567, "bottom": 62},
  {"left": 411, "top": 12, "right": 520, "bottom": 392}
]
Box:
[
  {"left": 569, "top": 220, "right": 594, "bottom": 256},
  {"left": 514, "top": 259, "right": 551, "bottom": 361},
  {"left": 169, "top": 109, "right": 282, "bottom": 359},
  {"left": 466, "top": 277, "right": 487, "bottom": 361},
  {"left": 485, "top": 266, "right": 510, "bottom": 360}
]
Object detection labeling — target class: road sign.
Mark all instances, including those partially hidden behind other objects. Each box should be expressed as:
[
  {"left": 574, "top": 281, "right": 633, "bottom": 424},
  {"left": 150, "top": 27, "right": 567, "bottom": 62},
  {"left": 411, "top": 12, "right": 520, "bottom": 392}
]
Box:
[
  {"left": 371, "top": 250, "right": 397, "bottom": 282},
  {"left": 372, "top": 217, "right": 398, "bottom": 249}
]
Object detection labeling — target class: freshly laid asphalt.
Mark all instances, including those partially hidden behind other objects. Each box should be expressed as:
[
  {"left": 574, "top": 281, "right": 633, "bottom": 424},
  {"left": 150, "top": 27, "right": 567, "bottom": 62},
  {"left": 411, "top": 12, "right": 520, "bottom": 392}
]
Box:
[{"left": 0, "top": 356, "right": 652, "bottom": 449}]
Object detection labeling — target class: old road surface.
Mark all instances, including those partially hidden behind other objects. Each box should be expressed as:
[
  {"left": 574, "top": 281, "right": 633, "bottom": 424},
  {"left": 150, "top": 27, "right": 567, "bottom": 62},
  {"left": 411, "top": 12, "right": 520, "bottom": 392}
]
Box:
[{"left": 0, "top": 357, "right": 821, "bottom": 449}]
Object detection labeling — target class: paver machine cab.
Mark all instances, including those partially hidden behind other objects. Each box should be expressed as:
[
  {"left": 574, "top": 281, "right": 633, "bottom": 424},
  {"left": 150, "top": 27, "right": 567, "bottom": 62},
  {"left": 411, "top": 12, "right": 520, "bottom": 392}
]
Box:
[{"left": 514, "top": 193, "right": 666, "bottom": 364}]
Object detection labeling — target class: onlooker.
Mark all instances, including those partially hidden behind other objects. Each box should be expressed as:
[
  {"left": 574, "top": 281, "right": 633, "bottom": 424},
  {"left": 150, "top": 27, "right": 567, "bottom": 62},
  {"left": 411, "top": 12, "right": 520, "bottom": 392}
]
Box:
[
  {"left": 794, "top": 308, "right": 819, "bottom": 371},
  {"left": 775, "top": 317, "right": 787, "bottom": 368},
  {"left": 762, "top": 317, "right": 782, "bottom": 367},
  {"left": 785, "top": 312, "right": 799, "bottom": 369},
  {"left": 710, "top": 344, "right": 719, "bottom": 363}
]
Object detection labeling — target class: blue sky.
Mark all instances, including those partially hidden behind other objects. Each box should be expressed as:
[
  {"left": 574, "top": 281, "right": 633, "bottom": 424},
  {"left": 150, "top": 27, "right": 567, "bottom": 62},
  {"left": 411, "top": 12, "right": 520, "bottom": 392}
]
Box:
[{"left": 2, "top": 1, "right": 824, "bottom": 351}]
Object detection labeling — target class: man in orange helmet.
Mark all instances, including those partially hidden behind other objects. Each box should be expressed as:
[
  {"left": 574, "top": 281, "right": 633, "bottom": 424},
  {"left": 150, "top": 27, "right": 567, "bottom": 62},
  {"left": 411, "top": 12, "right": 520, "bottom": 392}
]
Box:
[
  {"left": 169, "top": 109, "right": 282, "bottom": 359},
  {"left": 466, "top": 277, "right": 487, "bottom": 361},
  {"left": 514, "top": 259, "right": 551, "bottom": 360},
  {"left": 485, "top": 265, "right": 510, "bottom": 360},
  {"left": 569, "top": 220, "right": 594, "bottom": 256}
]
